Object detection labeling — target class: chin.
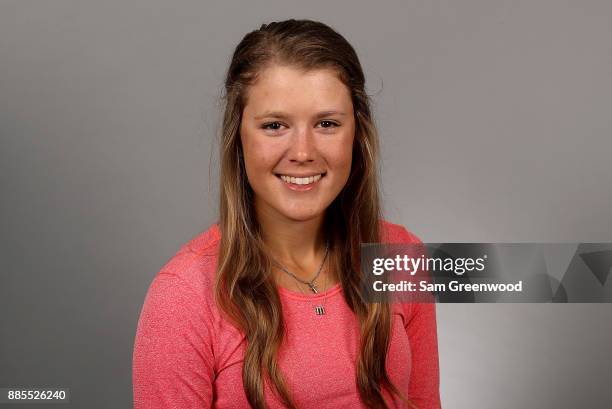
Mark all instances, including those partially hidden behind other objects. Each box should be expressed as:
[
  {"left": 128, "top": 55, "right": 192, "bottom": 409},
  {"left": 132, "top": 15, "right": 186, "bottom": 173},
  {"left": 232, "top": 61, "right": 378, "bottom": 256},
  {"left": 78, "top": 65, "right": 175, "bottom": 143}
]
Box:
[{"left": 280, "top": 208, "right": 324, "bottom": 222}]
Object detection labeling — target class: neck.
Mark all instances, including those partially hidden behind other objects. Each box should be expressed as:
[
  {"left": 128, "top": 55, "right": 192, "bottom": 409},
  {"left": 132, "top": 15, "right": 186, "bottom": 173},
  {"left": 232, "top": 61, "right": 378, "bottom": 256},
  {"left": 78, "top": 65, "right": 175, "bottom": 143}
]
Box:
[{"left": 255, "top": 203, "right": 328, "bottom": 279}]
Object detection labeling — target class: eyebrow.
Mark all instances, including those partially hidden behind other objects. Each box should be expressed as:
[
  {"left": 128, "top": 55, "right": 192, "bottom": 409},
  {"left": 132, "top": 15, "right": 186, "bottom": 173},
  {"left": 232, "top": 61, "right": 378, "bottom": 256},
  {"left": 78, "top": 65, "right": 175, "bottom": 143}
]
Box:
[{"left": 253, "top": 110, "right": 347, "bottom": 120}]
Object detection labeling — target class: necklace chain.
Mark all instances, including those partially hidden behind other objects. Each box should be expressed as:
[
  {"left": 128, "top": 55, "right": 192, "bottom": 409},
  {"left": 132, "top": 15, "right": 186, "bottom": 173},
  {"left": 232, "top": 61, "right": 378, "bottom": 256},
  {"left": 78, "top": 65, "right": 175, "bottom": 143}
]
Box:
[
  {"left": 286, "top": 265, "right": 329, "bottom": 316},
  {"left": 273, "top": 241, "right": 331, "bottom": 315},
  {"left": 273, "top": 242, "right": 329, "bottom": 294}
]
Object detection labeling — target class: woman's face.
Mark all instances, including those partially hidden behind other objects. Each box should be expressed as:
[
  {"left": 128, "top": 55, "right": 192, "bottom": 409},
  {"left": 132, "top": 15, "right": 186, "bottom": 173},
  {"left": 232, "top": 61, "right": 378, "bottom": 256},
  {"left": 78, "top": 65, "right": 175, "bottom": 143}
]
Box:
[{"left": 240, "top": 64, "right": 355, "bottom": 223}]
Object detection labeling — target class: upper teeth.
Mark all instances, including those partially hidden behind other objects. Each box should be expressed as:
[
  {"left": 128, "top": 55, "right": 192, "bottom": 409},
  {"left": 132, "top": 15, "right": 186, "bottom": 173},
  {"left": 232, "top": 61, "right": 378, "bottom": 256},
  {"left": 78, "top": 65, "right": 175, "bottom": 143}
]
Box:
[{"left": 280, "top": 174, "right": 323, "bottom": 185}]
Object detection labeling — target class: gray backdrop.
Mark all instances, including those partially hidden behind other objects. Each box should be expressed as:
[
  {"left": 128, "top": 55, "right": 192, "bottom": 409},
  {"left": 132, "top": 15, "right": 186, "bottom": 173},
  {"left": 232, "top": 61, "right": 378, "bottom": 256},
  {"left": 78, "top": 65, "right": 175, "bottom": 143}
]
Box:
[{"left": 1, "top": 1, "right": 611, "bottom": 408}]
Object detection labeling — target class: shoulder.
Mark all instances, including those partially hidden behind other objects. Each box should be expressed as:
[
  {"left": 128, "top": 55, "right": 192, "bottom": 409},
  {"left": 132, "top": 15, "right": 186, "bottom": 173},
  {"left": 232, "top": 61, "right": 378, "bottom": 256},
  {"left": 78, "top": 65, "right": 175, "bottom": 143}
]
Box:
[
  {"left": 379, "top": 220, "right": 433, "bottom": 322},
  {"left": 182, "top": 222, "right": 221, "bottom": 256},
  {"left": 147, "top": 223, "right": 221, "bottom": 303},
  {"left": 379, "top": 219, "right": 423, "bottom": 244},
  {"left": 134, "top": 224, "right": 223, "bottom": 395}
]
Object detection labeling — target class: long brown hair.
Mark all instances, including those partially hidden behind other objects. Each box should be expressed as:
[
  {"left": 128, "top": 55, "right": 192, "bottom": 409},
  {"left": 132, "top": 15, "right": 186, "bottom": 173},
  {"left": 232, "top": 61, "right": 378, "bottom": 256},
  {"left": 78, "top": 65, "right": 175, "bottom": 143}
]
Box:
[{"left": 214, "top": 19, "right": 410, "bottom": 409}]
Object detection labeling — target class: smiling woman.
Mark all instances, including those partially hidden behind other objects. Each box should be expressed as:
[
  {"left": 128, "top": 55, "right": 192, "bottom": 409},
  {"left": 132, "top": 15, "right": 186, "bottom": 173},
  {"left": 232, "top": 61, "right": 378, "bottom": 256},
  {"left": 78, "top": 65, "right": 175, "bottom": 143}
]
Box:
[
  {"left": 133, "top": 19, "right": 440, "bottom": 409},
  {"left": 240, "top": 65, "right": 355, "bottom": 230}
]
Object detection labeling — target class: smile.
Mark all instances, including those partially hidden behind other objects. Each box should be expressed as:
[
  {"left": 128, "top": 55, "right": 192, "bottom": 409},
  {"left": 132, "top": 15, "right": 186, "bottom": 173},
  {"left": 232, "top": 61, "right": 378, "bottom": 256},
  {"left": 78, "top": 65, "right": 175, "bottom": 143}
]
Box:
[{"left": 275, "top": 172, "right": 326, "bottom": 190}]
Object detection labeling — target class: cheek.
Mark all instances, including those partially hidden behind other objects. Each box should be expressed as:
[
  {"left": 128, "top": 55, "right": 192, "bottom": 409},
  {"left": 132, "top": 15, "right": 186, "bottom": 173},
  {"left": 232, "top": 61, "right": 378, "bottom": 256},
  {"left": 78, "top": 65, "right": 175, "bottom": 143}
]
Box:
[
  {"left": 242, "top": 138, "right": 281, "bottom": 180},
  {"left": 329, "top": 137, "right": 355, "bottom": 176}
]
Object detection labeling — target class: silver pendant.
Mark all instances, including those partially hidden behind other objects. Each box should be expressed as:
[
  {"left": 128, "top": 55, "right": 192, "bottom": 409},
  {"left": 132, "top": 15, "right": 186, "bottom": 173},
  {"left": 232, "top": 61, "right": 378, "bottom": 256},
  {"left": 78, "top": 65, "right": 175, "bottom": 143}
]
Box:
[
  {"left": 308, "top": 282, "right": 318, "bottom": 294},
  {"left": 314, "top": 305, "right": 325, "bottom": 315}
]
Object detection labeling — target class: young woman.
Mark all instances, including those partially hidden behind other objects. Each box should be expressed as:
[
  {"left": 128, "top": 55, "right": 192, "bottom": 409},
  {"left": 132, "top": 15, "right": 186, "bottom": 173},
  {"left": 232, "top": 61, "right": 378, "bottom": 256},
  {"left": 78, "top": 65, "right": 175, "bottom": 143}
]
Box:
[{"left": 133, "top": 19, "right": 440, "bottom": 409}]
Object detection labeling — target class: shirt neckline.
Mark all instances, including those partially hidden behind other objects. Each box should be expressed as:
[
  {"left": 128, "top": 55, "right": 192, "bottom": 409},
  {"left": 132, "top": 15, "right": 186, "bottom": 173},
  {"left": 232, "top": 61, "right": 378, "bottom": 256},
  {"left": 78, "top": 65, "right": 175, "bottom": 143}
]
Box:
[{"left": 210, "top": 222, "right": 346, "bottom": 301}]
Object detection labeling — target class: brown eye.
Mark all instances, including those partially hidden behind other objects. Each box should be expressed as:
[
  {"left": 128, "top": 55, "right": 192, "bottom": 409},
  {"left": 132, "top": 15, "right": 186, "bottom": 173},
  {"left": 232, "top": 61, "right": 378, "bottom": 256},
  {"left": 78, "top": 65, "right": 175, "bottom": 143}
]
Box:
[
  {"left": 262, "top": 122, "right": 284, "bottom": 131},
  {"left": 319, "top": 120, "right": 339, "bottom": 128}
]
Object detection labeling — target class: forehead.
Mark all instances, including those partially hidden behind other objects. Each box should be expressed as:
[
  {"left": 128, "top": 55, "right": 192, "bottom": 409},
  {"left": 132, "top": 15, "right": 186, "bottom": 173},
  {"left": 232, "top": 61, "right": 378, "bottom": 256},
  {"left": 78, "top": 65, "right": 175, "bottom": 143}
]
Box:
[{"left": 243, "top": 65, "right": 352, "bottom": 114}]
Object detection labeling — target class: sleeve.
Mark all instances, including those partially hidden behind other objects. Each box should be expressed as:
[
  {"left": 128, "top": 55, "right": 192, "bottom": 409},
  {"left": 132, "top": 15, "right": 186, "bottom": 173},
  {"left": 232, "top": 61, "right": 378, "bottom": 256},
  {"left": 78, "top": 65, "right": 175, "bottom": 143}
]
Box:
[
  {"left": 405, "top": 302, "right": 441, "bottom": 409},
  {"left": 396, "top": 226, "right": 441, "bottom": 408},
  {"left": 132, "top": 272, "right": 215, "bottom": 409}
]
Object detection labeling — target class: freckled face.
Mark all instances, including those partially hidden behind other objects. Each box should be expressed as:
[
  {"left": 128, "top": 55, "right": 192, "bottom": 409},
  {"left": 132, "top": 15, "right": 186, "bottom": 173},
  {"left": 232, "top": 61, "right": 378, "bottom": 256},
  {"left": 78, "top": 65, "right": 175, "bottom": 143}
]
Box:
[{"left": 239, "top": 65, "right": 355, "bottom": 223}]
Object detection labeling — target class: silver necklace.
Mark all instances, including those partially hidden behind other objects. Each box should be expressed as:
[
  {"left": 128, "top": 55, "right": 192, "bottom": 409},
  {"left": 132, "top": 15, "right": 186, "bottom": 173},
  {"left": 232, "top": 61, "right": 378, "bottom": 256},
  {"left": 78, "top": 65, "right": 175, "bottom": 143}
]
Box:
[
  {"left": 273, "top": 242, "right": 329, "bottom": 294},
  {"left": 287, "top": 264, "right": 330, "bottom": 316}
]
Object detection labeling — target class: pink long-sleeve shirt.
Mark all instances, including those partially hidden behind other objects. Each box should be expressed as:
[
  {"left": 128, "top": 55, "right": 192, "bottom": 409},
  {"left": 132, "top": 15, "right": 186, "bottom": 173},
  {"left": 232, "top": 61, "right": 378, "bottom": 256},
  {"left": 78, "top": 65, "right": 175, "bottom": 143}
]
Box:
[{"left": 133, "top": 220, "right": 441, "bottom": 408}]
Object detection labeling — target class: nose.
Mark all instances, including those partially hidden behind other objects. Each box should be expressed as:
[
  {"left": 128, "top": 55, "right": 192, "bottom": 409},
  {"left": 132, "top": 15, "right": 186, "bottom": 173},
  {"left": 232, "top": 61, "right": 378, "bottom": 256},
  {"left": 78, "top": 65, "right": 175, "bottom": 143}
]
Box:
[{"left": 288, "top": 126, "right": 315, "bottom": 163}]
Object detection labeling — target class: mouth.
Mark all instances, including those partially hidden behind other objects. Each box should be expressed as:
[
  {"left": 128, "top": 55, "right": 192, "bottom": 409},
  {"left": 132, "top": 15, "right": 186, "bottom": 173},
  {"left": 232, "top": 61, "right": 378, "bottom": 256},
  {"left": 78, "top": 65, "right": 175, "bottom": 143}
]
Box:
[{"left": 275, "top": 172, "right": 327, "bottom": 190}]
